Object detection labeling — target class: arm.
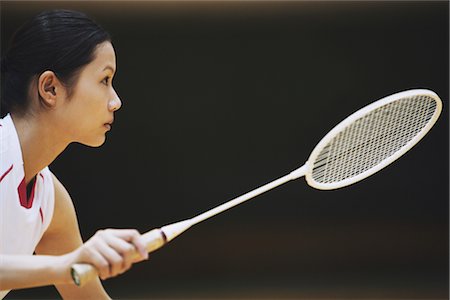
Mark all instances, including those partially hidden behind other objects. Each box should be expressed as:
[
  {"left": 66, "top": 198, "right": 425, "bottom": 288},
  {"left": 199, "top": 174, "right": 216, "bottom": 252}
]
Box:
[
  {"left": 34, "top": 174, "right": 110, "bottom": 299},
  {"left": 0, "top": 173, "right": 74, "bottom": 290},
  {"left": 0, "top": 174, "right": 149, "bottom": 298},
  {"left": 0, "top": 254, "right": 73, "bottom": 290}
]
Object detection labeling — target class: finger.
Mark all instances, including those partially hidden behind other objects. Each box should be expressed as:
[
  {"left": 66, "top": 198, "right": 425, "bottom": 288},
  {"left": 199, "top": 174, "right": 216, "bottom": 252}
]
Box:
[
  {"left": 104, "top": 235, "right": 136, "bottom": 271},
  {"left": 107, "top": 229, "right": 148, "bottom": 260},
  {"left": 96, "top": 240, "right": 124, "bottom": 278},
  {"left": 129, "top": 235, "right": 148, "bottom": 261},
  {"left": 87, "top": 248, "right": 110, "bottom": 280},
  {"left": 104, "top": 229, "right": 139, "bottom": 240}
]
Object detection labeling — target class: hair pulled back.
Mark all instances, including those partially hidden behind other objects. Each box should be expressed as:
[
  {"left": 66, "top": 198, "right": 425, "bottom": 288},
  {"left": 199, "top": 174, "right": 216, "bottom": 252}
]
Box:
[{"left": 1, "top": 9, "right": 111, "bottom": 117}]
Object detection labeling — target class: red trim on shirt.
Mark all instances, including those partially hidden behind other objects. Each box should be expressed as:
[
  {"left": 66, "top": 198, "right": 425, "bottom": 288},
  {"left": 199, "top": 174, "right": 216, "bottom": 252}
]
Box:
[
  {"left": 0, "top": 164, "right": 13, "bottom": 183},
  {"left": 18, "top": 176, "right": 37, "bottom": 209},
  {"left": 39, "top": 207, "right": 44, "bottom": 223}
]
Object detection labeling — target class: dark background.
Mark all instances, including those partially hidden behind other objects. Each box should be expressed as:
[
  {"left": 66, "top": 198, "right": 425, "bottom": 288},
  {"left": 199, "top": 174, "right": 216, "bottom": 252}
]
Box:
[{"left": 1, "top": 1, "right": 448, "bottom": 299}]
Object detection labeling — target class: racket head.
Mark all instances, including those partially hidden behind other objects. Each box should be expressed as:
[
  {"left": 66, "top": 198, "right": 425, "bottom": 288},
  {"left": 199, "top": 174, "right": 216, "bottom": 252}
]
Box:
[{"left": 304, "top": 89, "right": 442, "bottom": 190}]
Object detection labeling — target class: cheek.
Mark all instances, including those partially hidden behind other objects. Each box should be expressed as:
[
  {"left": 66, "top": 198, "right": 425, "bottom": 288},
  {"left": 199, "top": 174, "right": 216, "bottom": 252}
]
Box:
[{"left": 71, "top": 83, "right": 107, "bottom": 114}]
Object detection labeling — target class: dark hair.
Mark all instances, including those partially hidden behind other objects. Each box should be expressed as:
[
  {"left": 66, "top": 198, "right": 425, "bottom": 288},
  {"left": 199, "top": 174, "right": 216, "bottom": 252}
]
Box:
[{"left": 0, "top": 9, "right": 111, "bottom": 117}]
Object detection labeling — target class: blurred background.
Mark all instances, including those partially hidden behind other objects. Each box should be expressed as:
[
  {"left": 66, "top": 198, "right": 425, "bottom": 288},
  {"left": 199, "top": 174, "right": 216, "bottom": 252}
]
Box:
[{"left": 1, "top": 1, "right": 448, "bottom": 299}]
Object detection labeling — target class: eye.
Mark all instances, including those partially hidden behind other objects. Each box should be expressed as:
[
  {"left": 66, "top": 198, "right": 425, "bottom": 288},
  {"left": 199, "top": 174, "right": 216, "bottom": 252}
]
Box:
[{"left": 101, "top": 76, "right": 110, "bottom": 86}]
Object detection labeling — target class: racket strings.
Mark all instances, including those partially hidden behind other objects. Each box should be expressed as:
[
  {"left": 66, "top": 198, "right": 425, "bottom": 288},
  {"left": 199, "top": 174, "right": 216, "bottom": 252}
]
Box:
[
  {"left": 314, "top": 106, "right": 434, "bottom": 169},
  {"left": 312, "top": 96, "right": 437, "bottom": 184},
  {"left": 319, "top": 96, "right": 436, "bottom": 181}
]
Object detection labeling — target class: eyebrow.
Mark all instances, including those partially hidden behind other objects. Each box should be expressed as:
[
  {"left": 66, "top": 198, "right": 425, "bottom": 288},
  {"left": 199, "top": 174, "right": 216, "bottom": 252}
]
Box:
[{"left": 103, "top": 66, "right": 116, "bottom": 73}]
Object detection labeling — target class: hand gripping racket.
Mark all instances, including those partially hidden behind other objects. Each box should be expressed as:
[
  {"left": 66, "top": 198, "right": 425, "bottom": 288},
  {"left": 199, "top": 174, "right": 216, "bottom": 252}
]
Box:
[{"left": 71, "top": 89, "right": 442, "bottom": 286}]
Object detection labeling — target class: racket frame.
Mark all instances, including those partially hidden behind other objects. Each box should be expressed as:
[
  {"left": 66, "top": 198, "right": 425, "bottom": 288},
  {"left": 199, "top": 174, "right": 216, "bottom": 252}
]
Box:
[{"left": 305, "top": 89, "right": 442, "bottom": 190}]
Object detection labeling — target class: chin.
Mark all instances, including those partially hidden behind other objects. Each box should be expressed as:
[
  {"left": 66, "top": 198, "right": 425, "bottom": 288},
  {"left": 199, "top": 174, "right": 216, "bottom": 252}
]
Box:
[{"left": 80, "top": 135, "right": 107, "bottom": 148}]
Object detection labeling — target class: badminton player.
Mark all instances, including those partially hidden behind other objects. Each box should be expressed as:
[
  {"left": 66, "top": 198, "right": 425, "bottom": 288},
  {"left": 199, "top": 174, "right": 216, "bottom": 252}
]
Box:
[{"left": 0, "top": 10, "right": 148, "bottom": 299}]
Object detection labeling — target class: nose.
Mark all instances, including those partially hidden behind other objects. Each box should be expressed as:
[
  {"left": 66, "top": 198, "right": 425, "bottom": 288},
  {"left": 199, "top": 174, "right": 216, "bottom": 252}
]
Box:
[{"left": 108, "top": 90, "right": 122, "bottom": 112}]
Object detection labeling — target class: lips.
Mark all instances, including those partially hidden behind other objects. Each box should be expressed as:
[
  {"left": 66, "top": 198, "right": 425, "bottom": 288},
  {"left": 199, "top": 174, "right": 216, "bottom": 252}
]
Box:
[{"left": 104, "top": 119, "right": 113, "bottom": 130}]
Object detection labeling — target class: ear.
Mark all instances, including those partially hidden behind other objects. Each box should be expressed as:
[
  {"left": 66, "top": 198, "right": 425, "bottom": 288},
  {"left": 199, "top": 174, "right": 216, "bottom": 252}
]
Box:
[{"left": 37, "top": 71, "right": 64, "bottom": 108}]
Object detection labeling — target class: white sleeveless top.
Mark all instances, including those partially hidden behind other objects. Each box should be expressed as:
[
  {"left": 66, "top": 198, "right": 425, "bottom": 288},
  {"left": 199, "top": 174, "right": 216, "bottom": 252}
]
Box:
[{"left": 0, "top": 114, "right": 55, "bottom": 298}]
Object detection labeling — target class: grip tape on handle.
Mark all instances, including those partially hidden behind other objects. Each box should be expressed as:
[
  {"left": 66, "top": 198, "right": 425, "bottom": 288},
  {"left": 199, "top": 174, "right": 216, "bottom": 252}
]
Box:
[{"left": 71, "top": 229, "right": 166, "bottom": 286}]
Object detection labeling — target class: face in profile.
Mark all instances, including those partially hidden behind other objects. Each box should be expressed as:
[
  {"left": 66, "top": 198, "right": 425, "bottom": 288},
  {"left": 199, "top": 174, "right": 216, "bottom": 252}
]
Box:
[{"left": 59, "top": 41, "right": 122, "bottom": 147}]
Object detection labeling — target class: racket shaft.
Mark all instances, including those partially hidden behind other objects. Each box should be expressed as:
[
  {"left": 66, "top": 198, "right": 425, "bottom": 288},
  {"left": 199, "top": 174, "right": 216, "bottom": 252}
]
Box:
[
  {"left": 71, "top": 165, "right": 307, "bottom": 286},
  {"left": 71, "top": 229, "right": 165, "bottom": 286},
  {"left": 191, "top": 168, "right": 304, "bottom": 225}
]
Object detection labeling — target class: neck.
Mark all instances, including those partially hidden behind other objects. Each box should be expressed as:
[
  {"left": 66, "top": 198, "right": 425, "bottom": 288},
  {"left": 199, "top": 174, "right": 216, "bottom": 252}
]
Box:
[{"left": 11, "top": 112, "right": 69, "bottom": 184}]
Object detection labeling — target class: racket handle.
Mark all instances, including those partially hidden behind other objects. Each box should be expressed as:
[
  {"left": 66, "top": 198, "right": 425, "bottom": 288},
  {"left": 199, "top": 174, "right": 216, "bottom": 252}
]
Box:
[{"left": 71, "top": 228, "right": 166, "bottom": 286}]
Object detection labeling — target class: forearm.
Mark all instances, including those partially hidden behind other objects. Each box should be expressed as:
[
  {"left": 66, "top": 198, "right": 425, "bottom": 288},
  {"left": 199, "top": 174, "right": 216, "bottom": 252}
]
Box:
[{"left": 0, "top": 254, "right": 72, "bottom": 291}]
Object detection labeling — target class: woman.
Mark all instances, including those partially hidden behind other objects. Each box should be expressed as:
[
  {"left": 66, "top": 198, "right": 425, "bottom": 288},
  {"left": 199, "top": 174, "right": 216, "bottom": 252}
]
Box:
[{"left": 0, "top": 10, "right": 148, "bottom": 299}]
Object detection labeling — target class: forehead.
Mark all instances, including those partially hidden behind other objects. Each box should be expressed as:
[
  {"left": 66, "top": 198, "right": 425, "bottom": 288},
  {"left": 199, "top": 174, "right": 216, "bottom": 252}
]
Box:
[{"left": 89, "top": 41, "right": 116, "bottom": 71}]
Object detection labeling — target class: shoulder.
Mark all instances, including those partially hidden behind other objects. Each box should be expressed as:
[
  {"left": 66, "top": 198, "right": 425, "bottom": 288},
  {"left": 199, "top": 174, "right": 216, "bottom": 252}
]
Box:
[
  {"left": 51, "top": 173, "right": 70, "bottom": 201},
  {"left": 45, "top": 173, "right": 78, "bottom": 236},
  {"left": 51, "top": 173, "right": 76, "bottom": 219}
]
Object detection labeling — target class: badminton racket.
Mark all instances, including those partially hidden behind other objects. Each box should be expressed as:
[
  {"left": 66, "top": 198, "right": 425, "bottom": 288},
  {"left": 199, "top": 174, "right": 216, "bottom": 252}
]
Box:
[{"left": 71, "top": 89, "right": 442, "bottom": 286}]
